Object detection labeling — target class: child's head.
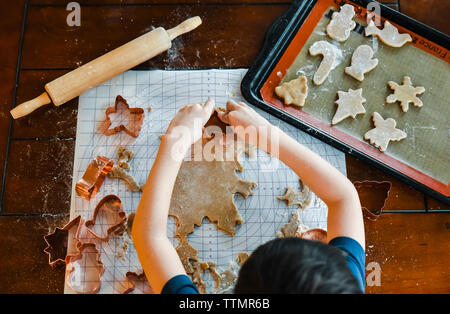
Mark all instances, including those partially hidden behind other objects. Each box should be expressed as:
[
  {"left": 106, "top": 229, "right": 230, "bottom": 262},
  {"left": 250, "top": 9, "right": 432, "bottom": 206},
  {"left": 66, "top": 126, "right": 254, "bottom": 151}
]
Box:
[{"left": 234, "top": 237, "right": 362, "bottom": 293}]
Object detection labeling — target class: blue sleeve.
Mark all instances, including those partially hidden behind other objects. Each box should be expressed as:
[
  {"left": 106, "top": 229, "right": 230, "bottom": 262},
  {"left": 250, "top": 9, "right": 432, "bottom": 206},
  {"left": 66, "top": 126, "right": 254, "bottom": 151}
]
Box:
[
  {"left": 329, "top": 236, "right": 365, "bottom": 293},
  {"left": 161, "top": 274, "right": 199, "bottom": 294}
]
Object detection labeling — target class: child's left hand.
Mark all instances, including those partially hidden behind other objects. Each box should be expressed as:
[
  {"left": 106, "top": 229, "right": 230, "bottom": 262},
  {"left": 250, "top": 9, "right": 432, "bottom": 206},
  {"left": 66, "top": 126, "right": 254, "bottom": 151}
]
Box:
[{"left": 165, "top": 98, "right": 215, "bottom": 145}]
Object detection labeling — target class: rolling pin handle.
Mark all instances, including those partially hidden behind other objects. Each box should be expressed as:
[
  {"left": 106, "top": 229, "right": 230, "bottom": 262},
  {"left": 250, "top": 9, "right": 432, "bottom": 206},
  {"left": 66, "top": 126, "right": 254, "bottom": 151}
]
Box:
[
  {"left": 10, "top": 92, "right": 52, "bottom": 119},
  {"left": 167, "top": 16, "right": 202, "bottom": 41}
]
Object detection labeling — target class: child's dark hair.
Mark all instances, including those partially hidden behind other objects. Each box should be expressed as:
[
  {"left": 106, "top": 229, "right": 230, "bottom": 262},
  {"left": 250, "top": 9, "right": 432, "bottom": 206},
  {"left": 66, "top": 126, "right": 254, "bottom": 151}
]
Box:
[{"left": 234, "top": 237, "right": 362, "bottom": 294}]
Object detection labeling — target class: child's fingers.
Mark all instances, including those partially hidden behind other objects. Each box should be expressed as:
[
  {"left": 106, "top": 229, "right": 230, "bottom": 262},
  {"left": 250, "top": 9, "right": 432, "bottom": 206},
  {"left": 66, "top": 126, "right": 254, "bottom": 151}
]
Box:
[
  {"left": 217, "top": 111, "right": 230, "bottom": 125},
  {"left": 226, "top": 99, "right": 242, "bottom": 112},
  {"left": 203, "top": 98, "right": 215, "bottom": 117}
]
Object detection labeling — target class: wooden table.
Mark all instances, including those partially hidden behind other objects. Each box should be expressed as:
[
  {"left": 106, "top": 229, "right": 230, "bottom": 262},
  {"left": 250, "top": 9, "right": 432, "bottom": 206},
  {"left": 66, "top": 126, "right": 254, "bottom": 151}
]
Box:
[{"left": 0, "top": 0, "right": 448, "bottom": 293}]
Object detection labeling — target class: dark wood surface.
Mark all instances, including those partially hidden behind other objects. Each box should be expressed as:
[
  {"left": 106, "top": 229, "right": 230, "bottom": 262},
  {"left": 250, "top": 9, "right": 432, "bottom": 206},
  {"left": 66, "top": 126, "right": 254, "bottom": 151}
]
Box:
[{"left": 0, "top": 0, "right": 448, "bottom": 294}]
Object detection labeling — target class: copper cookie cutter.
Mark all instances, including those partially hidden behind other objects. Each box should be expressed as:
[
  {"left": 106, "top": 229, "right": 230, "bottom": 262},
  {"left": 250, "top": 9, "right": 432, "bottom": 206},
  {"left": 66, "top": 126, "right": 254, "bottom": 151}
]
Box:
[
  {"left": 353, "top": 180, "right": 392, "bottom": 221},
  {"left": 85, "top": 194, "right": 127, "bottom": 242},
  {"left": 43, "top": 215, "right": 83, "bottom": 267},
  {"left": 75, "top": 156, "right": 114, "bottom": 200},
  {"left": 99, "top": 95, "right": 145, "bottom": 138}
]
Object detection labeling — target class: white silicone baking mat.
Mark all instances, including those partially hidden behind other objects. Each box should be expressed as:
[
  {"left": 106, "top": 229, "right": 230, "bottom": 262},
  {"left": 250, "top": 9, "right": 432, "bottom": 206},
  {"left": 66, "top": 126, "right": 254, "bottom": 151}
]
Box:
[{"left": 65, "top": 69, "right": 346, "bottom": 294}]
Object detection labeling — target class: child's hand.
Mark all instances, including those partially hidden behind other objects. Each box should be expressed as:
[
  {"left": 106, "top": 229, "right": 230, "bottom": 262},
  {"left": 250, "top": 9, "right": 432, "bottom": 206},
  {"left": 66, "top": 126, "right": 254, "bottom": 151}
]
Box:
[
  {"left": 165, "top": 98, "right": 215, "bottom": 145},
  {"left": 217, "top": 100, "right": 276, "bottom": 147}
]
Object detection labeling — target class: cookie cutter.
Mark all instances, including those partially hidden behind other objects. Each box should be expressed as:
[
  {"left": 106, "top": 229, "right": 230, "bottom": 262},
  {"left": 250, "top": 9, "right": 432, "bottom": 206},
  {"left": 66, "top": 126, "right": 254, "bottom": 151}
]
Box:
[
  {"left": 122, "top": 271, "right": 152, "bottom": 294},
  {"left": 65, "top": 242, "right": 105, "bottom": 294},
  {"left": 99, "top": 95, "right": 145, "bottom": 138},
  {"left": 353, "top": 180, "right": 391, "bottom": 221},
  {"left": 85, "top": 194, "right": 127, "bottom": 242},
  {"left": 43, "top": 215, "right": 83, "bottom": 267},
  {"left": 75, "top": 156, "right": 114, "bottom": 200},
  {"left": 301, "top": 228, "right": 327, "bottom": 243}
]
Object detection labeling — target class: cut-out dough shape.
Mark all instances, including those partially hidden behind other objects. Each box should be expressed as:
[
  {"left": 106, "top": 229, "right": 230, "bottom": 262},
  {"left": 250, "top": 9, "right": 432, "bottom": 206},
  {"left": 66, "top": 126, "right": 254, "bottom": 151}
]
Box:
[
  {"left": 386, "top": 76, "right": 425, "bottom": 112},
  {"left": 309, "top": 40, "right": 339, "bottom": 85},
  {"left": 277, "top": 180, "right": 312, "bottom": 209},
  {"left": 365, "top": 20, "right": 412, "bottom": 48},
  {"left": 345, "top": 45, "right": 378, "bottom": 81},
  {"left": 275, "top": 76, "right": 308, "bottom": 107},
  {"left": 364, "top": 112, "right": 407, "bottom": 152},
  {"left": 277, "top": 212, "right": 309, "bottom": 238},
  {"left": 332, "top": 88, "right": 366, "bottom": 125},
  {"left": 326, "top": 4, "right": 356, "bottom": 42}
]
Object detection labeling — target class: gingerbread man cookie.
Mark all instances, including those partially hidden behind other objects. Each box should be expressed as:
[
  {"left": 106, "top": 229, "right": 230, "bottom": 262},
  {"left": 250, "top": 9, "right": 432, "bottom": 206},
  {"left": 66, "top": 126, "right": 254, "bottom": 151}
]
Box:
[
  {"left": 386, "top": 76, "right": 425, "bottom": 112},
  {"left": 309, "top": 40, "right": 340, "bottom": 85},
  {"left": 326, "top": 4, "right": 356, "bottom": 42},
  {"left": 365, "top": 20, "right": 412, "bottom": 48},
  {"left": 332, "top": 88, "right": 366, "bottom": 125},
  {"left": 364, "top": 112, "right": 407, "bottom": 152},
  {"left": 275, "top": 76, "right": 308, "bottom": 107},
  {"left": 345, "top": 45, "right": 378, "bottom": 81}
]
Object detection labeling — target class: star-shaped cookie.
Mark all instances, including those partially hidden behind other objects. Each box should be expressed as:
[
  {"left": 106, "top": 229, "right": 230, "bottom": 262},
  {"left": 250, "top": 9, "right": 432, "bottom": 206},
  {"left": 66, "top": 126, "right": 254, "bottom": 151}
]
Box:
[
  {"left": 275, "top": 76, "right": 308, "bottom": 107},
  {"left": 332, "top": 88, "right": 366, "bottom": 125},
  {"left": 386, "top": 76, "right": 425, "bottom": 112},
  {"left": 364, "top": 112, "right": 407, "bottom": 152}
]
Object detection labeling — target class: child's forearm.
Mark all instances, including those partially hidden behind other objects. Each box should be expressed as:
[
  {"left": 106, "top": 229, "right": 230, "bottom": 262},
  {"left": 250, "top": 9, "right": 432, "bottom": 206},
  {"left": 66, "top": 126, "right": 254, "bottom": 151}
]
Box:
[
  {"left": 264, "top": 126, "right": 364, "bottom": 247},
  {"left": 132, "top": 135, "right": 188, "bottom": 293}
]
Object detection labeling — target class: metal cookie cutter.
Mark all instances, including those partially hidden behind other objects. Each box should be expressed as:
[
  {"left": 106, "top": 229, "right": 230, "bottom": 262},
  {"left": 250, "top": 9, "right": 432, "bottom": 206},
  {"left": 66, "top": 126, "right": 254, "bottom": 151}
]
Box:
[
  {"left": 75, "top": 156, "right": 114, "bottom": 200},
  {"left": 99, "top": 95, "right": 145, "bottom": 138},
  {"left": 43, "top": 215, "right": 83, "bottom": 267},
  {"left": 353, "top": 180, "right": 392, "bottom": 221},
  {"left": 85, "top": 194, "right": 127, "bottom": 242}
]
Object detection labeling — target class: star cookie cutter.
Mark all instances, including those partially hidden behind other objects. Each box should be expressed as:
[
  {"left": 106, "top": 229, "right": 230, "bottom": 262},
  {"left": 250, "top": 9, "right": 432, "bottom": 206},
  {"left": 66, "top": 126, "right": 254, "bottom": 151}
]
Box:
[
  {"left": 43, "top": 215, "right": 83, "bottom": 267},
  {"left": 99, "top": 95, "right": 145, "bottom": 138},
  {"left": 75, "top": 156, "right": 114, "bottom": 200},
  {"left": 85, "top": 194, "right": 127, "bottom": 242},
  {"left": 65, "top": 242, "right": 105, "bottom": 294},
  {"left": 353, "top": 180, "right": 391, "bottom": 221}
]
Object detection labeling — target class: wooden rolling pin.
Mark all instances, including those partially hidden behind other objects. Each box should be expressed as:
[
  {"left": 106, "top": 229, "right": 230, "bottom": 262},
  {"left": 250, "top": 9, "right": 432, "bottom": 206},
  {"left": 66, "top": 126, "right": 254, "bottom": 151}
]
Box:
[{"left": 11, "top": 16, "right": 202, "bottom": 119}]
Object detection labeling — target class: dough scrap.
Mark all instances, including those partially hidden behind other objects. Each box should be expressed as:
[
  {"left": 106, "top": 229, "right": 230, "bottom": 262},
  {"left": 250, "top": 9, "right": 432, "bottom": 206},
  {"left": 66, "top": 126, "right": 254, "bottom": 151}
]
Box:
[
  {"left": 309, "top": 40, "right": 339, "bottom": 85},
  {"left": 108, "top": 166, "right": 142, "bottom": 192},
  {"left": 332, "top": 88, "right": 366, "bottom": 125},
  {"left": 386, "top": 76, "right": 425, "bottom": 112},
  {"left": 364, "top": 112, "right": 407, "bottom": 151},
  {"left": 277, "top": 212, "right": 309, "bottom": 238},
  {"left": 326, "top": 4, "right": 356, "bottom": 42},
  {"left": 169, "top": 136, "right": 257, "bottom": 238},
  {"left": 345, "top": 45, "right": 378, "bottom": 81},
  {"left": 236, "top": 252, "right": 250, "bottom": 265},
  {"left": 277, "top": 180, "right": 313, "bottom": 209},
  {"left": 365, "top": 20, "right": 412, "bottom": 48},
  {"left": 275, "top": 76, "right": 308, "bottom": 107},
  {"left": 117, "top": 146, "right": 134, "bottom": 170}
]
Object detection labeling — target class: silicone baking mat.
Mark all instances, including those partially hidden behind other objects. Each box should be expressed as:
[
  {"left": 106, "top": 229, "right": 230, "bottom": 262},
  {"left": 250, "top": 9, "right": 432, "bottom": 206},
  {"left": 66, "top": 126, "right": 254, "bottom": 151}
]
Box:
[
  {"left": 259, "top": 0, "right": 450, "bottom": 201},
  {"left": 65, "top": 69, "right": 346, "bottom": 294}
]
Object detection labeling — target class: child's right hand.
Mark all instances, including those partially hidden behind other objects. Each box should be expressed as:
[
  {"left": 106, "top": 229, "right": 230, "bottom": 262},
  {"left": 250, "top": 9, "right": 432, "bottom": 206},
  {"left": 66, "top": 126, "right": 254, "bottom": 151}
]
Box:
[{"left": 217, "top": 100, "right": 277, "bottom": 147}]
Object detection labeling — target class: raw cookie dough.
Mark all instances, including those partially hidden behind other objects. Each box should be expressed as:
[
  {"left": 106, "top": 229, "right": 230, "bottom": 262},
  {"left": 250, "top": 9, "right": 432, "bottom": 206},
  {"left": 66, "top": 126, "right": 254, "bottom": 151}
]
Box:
[
  {"left": 345, "top": 45, "right": 378, "bottom": 81},
  {"left": 332, "top": 88, "right": 366, "bottom": 125},
  {"left": 277, "top": 212, "right": 309, "bottom": 238},
  {"left": 365, "top": 20, "right": 412, "bottom": 48},
  {"left": 117, "top": 146, "right": 134, "bottom": 170},
  {"left": 169, "top": 136, "right": 257, "bottom": 238},
  {"left": 386, "top": 76, "right": 425, "bottom": 112},
  {"left": 236, "top": 252, "right": 250, "bottom": 265},
  {"left": 275, "top": 76, "right": 308, "bottom": 107},
  {"left": 108, "top": 166, "right": 142, "bottom": 192},
  {"left": 364, "top": 112, "right": 407, "bottom": 152},
  {"left": 309, "top": 40, "right": 339, "bottom": 85},
  {"left": 277, "top": 180, "right": 312, "bottom": 209},
  {"left": 326, "top": 4, "right": 356, "bottom": 42}
]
